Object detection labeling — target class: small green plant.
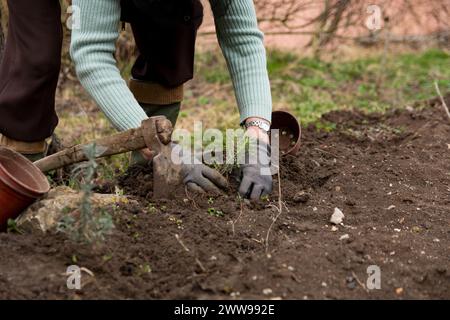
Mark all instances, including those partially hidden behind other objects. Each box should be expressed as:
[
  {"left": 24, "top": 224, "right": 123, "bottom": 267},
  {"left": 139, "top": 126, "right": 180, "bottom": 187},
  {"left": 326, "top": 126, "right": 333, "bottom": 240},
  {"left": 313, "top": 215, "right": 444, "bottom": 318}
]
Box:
[
  {"left": 114, "top": 186, "right": 124, "bottom": 196},
  {"left": 139, "top": 263, "right": 152, "bottom": 275},
  {"left": 147, "top": 203, "right": 157, "bottom": 214},
  {"left": 168, "top": 216, "right": 183, "bottom": 229},
  {"left": 102, "top": 254, "right": 113, "bottom": 262},
  {"left": 207, "top": 207, "right": 224, "bottom": 218},
  {"left": 57, "top": 143, "right": 114, "bottom": 244},
  {"left": 6, "top": 219, "right": 23, "bottom": 234}
]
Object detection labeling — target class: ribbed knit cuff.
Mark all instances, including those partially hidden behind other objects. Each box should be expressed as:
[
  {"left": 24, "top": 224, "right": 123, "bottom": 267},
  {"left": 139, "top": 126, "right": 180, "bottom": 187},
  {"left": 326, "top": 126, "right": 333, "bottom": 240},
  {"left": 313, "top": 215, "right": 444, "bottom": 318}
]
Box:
[{"left": 239, "top": 104, "right": 272, "bottom": 125}]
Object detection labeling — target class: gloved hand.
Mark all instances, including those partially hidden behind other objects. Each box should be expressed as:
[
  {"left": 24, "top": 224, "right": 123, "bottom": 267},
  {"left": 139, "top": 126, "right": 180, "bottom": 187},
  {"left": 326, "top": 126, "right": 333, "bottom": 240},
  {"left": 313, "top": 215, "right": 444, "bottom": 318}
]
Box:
[
  {"left": 182, "top": 162, "right": 228, "bottom": 194},
  {"left": 171, "top": 143, "right": 228, "bottom": 194},
  {"left": 239, "top": 141, "right": 273, "bottom": 200}
]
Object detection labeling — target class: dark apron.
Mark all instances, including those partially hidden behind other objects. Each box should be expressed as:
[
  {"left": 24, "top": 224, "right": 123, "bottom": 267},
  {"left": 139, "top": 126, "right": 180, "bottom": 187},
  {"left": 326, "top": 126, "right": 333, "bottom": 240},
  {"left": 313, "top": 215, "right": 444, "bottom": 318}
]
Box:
[{"left": 121, "top": 0, "right": 204, "bottom": 88}]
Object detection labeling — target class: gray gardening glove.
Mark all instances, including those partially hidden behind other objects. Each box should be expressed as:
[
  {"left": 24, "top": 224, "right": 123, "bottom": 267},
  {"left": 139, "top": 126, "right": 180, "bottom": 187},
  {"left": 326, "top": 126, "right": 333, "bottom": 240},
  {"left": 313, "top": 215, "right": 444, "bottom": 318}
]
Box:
[
  {"left": 182, "top": 163, "right": 228, "bottom": 194},
  {"left": 171, "top": 143, "right": 228, "bottom": 194},
  {"left": 239, "top": 142, "right": 273, "bottom": 200}
]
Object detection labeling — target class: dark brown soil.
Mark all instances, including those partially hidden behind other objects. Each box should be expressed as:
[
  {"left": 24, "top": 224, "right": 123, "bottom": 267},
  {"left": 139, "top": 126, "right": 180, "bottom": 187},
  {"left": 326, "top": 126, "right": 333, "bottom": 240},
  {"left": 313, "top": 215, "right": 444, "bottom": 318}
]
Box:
[{"left": 1, "top": 104, "right": 449, "bottom": 300}]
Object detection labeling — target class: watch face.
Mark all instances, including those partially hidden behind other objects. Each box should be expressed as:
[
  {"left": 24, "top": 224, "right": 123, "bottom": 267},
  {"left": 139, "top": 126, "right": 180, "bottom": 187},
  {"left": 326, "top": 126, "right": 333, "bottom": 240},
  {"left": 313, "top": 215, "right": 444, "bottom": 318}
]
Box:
[{"left": 261, "top": 122, "right": 271, "bottom": 132}]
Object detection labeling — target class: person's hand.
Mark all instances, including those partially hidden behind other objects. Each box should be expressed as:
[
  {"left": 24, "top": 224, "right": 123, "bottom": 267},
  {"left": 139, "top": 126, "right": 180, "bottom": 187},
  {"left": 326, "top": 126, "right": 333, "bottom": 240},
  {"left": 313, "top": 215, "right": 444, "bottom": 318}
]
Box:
[
  {"left": 171, "top": 143, "right": 228, "bottom": 194},
  {"left": 182, "top": 163, "right": 228, "bottom": 194},
  {"left": 140, "top": 142, "right": 228, "bottom": 194},
  {"left": 238, "top": 126, "right": 273, "bottom": 201}
]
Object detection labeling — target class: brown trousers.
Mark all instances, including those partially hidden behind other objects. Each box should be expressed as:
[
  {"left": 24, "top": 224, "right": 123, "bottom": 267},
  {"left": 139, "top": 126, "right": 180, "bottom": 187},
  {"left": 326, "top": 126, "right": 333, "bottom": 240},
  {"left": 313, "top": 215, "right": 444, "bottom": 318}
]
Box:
[
  {"left": 0, "top": 0, "right": 62, "bottom": 142},
  {"left": 0, "top": 0, "right": 196, "bottom": 144}
]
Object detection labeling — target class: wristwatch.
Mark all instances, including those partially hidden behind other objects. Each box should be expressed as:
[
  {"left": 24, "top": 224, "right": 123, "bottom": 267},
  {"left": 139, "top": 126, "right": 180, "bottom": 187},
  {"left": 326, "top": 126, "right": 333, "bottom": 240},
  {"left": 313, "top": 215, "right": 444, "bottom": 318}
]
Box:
[{"left": 243, "top": 119, "right": 271, "bottom": 133}]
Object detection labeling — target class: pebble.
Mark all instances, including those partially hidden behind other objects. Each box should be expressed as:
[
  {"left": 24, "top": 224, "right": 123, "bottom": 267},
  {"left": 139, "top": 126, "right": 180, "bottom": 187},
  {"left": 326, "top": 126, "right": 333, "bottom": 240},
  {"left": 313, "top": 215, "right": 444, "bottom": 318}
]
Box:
[
  {"left": 262, "top": 288, "right": 273, "bottom": 295},
  {"left": 331, "top": 226, "right": 338, "bottom": 232},
  {"left": 330, "top": 208, "right": 345, "bottom": 225},
  {"left": 346, "top": 276, "right": 357, "bottom": 289},
  {"left": 339, "top": 234, "right": 350, "bottom": 241}
]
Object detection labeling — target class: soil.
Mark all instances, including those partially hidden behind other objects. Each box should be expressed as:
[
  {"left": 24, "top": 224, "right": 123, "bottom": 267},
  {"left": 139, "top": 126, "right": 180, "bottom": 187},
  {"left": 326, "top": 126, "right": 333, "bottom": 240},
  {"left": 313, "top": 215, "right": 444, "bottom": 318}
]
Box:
[{"left": 0, "top": 103, "right": 449, "bottom": 300}]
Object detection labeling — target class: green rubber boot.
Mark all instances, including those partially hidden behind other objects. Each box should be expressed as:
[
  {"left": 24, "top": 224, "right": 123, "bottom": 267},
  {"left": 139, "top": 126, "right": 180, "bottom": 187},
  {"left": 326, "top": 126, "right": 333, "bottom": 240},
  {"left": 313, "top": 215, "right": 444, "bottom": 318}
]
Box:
[
  {"left": 131, "top": 102, "right": 181, "bottom": 165},
  {"left": 24, "top": 152, "right": 47, "bottom": 162}
]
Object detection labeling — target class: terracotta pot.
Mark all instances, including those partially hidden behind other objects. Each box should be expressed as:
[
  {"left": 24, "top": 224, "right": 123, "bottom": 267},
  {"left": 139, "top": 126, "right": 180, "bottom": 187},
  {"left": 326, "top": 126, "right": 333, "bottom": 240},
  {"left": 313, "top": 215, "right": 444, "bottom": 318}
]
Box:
[
  {"left": 271, "top": 111, "right": 302, "bottom": 156},
  {"left": 0, "top": 147, "right": 50, "bottom": 231}
]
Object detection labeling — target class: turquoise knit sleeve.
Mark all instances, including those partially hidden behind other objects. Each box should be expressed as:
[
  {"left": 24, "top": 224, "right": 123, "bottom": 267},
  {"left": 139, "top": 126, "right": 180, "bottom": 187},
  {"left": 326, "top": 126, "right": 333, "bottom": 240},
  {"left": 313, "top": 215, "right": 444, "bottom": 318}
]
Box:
[
  {"left": 70, "top": 0, "right": 272, "bottom": 130},
  {"left": 70, "top": 0, "right": 148, "bottom": 131},
  {"left": 212, "top": 0, "right": 273, "bottom": 123}
]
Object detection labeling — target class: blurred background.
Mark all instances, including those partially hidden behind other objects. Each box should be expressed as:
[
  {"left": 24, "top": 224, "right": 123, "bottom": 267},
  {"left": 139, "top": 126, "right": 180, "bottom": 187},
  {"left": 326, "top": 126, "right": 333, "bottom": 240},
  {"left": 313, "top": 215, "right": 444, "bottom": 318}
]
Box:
[{"left": 0, "top": 0, "right": 449, "bottom": 172}]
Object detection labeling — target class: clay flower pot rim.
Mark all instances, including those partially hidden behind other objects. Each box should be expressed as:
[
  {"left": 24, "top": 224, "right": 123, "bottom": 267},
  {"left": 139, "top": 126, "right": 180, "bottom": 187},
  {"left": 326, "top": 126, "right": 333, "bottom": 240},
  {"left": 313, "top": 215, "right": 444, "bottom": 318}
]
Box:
[
  {"left": 0, "top": 147, "right": 50, "bottom": 197},
  {"left": 271, "top": 110, "right": 302, "bottom": 155}
]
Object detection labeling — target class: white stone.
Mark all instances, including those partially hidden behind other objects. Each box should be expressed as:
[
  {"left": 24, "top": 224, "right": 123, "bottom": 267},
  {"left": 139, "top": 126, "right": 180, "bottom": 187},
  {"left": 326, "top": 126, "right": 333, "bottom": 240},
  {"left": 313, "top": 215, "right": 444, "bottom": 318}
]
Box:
[
  {"left": 339, "top": 234, "right": 350, "bottom": 241},
  {"left": 330, "top": 207, "right": 345, "bottom": 225},
  {"left": 262, "top": 288, "right": 273, "bottom": 295}
]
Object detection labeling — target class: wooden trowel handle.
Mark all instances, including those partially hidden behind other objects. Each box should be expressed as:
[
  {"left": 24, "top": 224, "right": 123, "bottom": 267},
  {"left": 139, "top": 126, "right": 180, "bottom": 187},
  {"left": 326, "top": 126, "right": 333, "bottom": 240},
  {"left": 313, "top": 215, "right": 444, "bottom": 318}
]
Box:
[{"left": 34, "top": 127, "right": 147, "bottom": 173}]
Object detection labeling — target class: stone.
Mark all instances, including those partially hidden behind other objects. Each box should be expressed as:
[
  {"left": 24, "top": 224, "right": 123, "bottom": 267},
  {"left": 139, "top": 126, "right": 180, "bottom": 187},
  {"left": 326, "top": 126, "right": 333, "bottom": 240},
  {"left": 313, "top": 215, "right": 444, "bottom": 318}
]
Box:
[
  {"left": 16, "top": 186, "right": 136, "bottom": 233},
  {"left": 262, "top": 288, "right": 273, "bottom": 295},
  {"left": 330, "top": 207, "right": 345, "bottom": 225},
  {"left": 339, "top": 234, "right": 350, "bottom": 241}
]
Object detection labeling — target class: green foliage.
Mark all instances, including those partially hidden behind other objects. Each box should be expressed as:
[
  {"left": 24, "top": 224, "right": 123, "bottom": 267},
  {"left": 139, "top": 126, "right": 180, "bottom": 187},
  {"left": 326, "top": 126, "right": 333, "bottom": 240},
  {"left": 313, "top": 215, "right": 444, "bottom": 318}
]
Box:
[
  {"left": 197, "top": 48, "right": 450, "bottom": 126},
  {"left": 147, "top": 203, "right": 158, "bottom": 214},
  {"left": 6, "top": 219, "right": 23, "bottom": 234},
  {"left": 314, "top": 121, "right": 337, "bottom": 132},
  {"left": 57, "top": 143, "right": 114, "bottom": 244},
  {"left": 207, "top": 207, "right": 224, "bottom": 218}
]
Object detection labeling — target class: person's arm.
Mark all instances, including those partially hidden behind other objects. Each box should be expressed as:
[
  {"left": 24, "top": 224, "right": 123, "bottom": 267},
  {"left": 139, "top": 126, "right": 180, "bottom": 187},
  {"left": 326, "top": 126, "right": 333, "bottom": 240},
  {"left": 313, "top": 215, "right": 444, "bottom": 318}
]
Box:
[
  {"left": 70, "top": 0, "right": 148, "bottom": 131},
  {"left": 212, "top": 0, "right": 273, "bottom": 200},
  {"left": 211, "top": 0, "right": 272, "bottom": 129}
]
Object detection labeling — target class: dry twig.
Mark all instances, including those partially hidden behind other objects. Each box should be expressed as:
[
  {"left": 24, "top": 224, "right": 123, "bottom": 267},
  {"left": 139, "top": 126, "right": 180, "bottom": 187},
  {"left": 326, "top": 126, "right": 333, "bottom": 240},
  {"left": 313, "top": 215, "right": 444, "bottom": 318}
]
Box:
[
  {"left": 265, "top": 167, "right": 283, "bottom": 254},
  {"left": 230, "top": 196, "right": 244, "bottom": 236},
  {"left": 434, "top": 81, "right": 450, "bottom": 123},
  {"left": 175, "top": 234, "right": 207, "bottom": 273},
  {"left": 175, "top": 234, "right": 190, "bottom": 252}
]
